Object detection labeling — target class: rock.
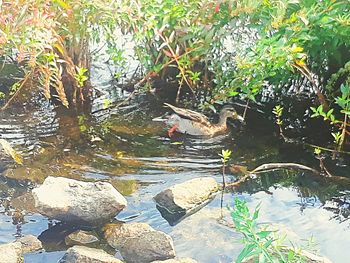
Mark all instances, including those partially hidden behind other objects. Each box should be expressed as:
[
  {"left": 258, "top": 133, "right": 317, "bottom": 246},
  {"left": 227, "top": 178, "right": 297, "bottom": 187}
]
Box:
[
  {"left": 0, "top": 235, "right": 42, "bottom": 263},
  {"left": 104, "top": 222, "right": 153, "bottom": 248},
  {"left": 65, "top": 230, "right": 99, "bottom": 246},
  {"left": 0, "top": 242, "right": 23, "bottom": 263},
  {"left": 151, "top": 258, "right": 198, "bottom": 263},
  {"left": 32, "top": 176, "right": 127, "bottom": 225},
  {"left": 120, "top": 230, "right": 176, "bottom": 263},
  {"left": 58, "top": 246, "right": 122, "bottom": 263},
  {"left": 11, "top": 192, "right": 36, "bottom": 213},
  {"left": 15, "top": 235, "right": 42, "bottom": 253},
  {"left": 154, "top": 177, "right": 218, "bottom": 225},
  {"left": 104, "top": 222, "right": 175, "bottom": 263}
]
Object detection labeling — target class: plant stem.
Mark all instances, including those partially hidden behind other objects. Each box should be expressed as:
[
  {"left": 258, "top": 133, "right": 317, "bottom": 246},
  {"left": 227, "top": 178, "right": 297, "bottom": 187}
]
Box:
[{"left": 222, "top": 162, "right": 226, "bottom": 188}]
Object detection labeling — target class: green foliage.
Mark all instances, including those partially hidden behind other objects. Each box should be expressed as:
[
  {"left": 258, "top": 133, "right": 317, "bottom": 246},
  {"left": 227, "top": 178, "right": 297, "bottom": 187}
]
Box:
[
  {"left": 272, "top": 105, "right": 284, "bottom": 125},
  {"left": 314, "top": 147, "right": 321, "bottom": 156},
  {"left": 74, "top": 67, "right": 88, "bottom": 88},
  {"left": 230, "top": 198, "right": 306, "bottom": 263},
  {"left": 0, "top": 0, "right": 349, "bottom": 153},
  {"left": 219, "top": 149, "right": 232, "bottom": 164},
  {"left": 310, "top": 83, "right": 350, "bottom": 149}
]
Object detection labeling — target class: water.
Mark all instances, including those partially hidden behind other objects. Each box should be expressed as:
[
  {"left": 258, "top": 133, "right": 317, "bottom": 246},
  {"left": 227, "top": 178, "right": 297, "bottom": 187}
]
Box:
[{"left": 0, "top": 65, "right": 350, "bottom": 263}]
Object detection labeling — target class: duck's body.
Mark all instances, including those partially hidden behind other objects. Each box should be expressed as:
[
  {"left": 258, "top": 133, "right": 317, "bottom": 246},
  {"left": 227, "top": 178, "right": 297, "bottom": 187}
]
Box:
[{"left": 160, "top": 103, "right": 244, "bottom": 137}]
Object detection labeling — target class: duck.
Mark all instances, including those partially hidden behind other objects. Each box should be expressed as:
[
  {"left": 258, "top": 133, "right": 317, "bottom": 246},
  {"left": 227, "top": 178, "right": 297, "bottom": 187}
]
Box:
[{"left": 154, "top": 103, "right": 244, "bottom": 137}]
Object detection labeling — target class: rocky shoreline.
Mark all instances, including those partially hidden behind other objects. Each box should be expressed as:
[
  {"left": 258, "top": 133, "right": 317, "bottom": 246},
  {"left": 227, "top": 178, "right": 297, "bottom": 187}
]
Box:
[{"left": 1, "top": 176, "right": 333, "bottom": 263}]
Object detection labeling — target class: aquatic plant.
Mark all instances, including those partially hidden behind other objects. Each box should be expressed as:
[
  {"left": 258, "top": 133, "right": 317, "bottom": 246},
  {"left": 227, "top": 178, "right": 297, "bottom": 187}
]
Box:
[
  {"left": 219, "top": 149, "right": 232, "bottom": 188},
  {"left": 230, "top": 198, "right": 308, "bottom": 263}
]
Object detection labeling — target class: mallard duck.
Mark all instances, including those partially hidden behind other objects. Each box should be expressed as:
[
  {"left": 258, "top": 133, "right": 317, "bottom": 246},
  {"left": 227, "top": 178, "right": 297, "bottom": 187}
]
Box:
[{"left": 154, "top": 103, "right": 244, "bottom": 137}]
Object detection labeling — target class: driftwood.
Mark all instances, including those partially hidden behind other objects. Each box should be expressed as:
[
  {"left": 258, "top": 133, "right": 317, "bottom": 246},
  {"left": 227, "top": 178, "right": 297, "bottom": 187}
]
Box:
[
  {"left": 226, "top": 162, "right": 321, "bottom": 188},
  {"left": 251, "top": 162, "right": 319, "bottom": 175}
]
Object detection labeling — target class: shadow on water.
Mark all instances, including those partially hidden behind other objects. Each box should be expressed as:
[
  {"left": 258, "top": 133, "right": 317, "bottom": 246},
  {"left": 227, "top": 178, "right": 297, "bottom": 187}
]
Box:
[{"left": 0, "top": 64, "right": 350, "bottom": 262}]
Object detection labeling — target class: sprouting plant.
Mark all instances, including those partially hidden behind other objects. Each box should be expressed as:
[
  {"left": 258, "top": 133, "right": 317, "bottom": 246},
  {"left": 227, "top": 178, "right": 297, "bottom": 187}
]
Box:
[
  {"left": 314, "top": 147, "right": 321, "bottom": 156},
  {"left": 272, "top": 105, "right": 284, "bottom": 137},
  {"left": 103, "top": 99, "right": 111, "bottom": 109},
  {"left": 313, "top": 147, "right": 332, "bottom": 177},
  {"left": 219, "top": 149, "right": 231, "bottom": 188},
  {"left": 310, "top": 83, "right": 350, "bottom": 151},
  {"left": 74, "top": 67, "right": 89, "bottom": 88},
  {"left": 230, "top": 198, "right": 307, "bottom": 263},
  {"left": 331, "top": 131, "right": 342, "bottom": 146},
  {"left": 78, "top": 115, "right": 88, "bottom": 133},
  {"left": 9, "top": 82, "right": 21, "bottom": 96},
  {"left": 187, "top": 70, "right": 201, "bottom": 84}
]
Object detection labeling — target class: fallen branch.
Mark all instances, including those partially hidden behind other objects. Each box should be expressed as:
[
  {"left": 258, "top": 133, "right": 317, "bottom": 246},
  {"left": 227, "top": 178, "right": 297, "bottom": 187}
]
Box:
[
  {"left": 251, "top": 162, "right": 319, "bottom": 175},
  {"left": 226, "top": 162, "right": 320, "bottom": 188}
]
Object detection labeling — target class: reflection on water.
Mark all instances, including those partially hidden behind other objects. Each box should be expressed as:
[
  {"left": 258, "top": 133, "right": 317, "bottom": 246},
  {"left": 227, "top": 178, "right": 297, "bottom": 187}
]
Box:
[{"left": 0, "top": 78, "right": 350, "bottom": 263}]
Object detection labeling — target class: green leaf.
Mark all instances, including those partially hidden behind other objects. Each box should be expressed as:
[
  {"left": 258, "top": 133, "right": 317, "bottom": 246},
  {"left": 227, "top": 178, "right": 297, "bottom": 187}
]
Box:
[
  {"left": 236, "top": 244, "right": 256, "bottom": 263},
  {"left": 257, "top": 230, "right": 272, "bottom": 239}
]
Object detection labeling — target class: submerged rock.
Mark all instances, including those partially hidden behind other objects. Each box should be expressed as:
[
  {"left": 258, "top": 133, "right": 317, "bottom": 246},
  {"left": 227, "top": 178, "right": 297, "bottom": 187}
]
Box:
[
  {"left": 0, "top": 242, "right": 23, "bottom": 263},
  {"left": 58, "top": 245, "right": 122, "bottom": 263},
  {"left": 65, "top": 230, "right": 99, "bottom": 246},
  {"left": 154, "top": 177, "right": 218, "bottom": 225},
  {"left": 120, "top": 230, "right": 175, "bottom": 263},
  {"left": 151, "top": 258, "right": 198, "bottom": 263},
  {"left": 104, "top": 222, "right": 153, "bottom": 248},
  {"left": 32, "top": 176, "right": 127, "bottom": 225},
  {"left": 104, "top": 222, "right": 175, "bottom": 263},
  {"left": 15, "top": 235, "right": 42, "bottom": 253}
]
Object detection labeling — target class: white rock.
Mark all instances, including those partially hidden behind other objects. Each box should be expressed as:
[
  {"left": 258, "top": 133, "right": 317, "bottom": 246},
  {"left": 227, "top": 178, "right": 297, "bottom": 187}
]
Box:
[
  {"left": 154, "top": 177, "right": 218, "bottom": 223},
  {"left": 0, "top": 242, "right": 23, "bottom": 263},
  {"left": 32, "top": 177, "right": 127, "bottom": 225},
  {"left": 15, "top": 235, "right": 42, "bottom": 253},
  {"left": 58, "top": 246, "right": 122, "bottom": 263}
]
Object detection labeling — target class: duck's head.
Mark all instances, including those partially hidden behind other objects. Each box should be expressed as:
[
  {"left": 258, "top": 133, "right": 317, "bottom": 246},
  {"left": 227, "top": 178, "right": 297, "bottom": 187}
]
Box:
[{"left": 220, "top": 105, "right": 245, "bottom": 122}]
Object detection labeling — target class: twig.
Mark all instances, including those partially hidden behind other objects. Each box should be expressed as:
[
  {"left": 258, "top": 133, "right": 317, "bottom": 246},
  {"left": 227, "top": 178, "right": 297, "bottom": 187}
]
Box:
[
  {"left": 251, "top": 162, "right": 320, "bottom": 175},
  {"left": 1, "top": 71, "right": 32, "bottom": 111},
  {"left": 242, "top": 100, "right": 249, "bottom": 119},
  {"left": 226, "top": 162, "right": 321, "bottom": 188},
  {"left": 304, "top": 143, "right": 350, "bottom": 155},
  {"left": 292, "top": 63, "right": 328, "bottom": 109}
]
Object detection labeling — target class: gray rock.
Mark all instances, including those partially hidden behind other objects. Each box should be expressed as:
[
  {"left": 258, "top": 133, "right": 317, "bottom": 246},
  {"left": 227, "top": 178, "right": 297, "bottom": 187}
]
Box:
[
  {"left": 120, "top": 230, "right": 175, "bottom": 263},
  {"left": 15, "top": 235, "right": 42, "bottom": 253},
  {"left": 0, "top": 235, "right": 42, "bottom": 263},
  {"left": 151, "top": 258, "right": 198, "bottom": 263},
  {"left": 32, "top": 176, "right": 127, "bottom": 225},
  {"left": 58, "top": 246, "right": 122, "bottom": 263},
  {"left": 0, "top": 242, "right": 23, "bottom": 263},
  {"left": 65, "top": 230, "right": 99, "bottom": 246},
  {"left": 154, "top": 177, "right": 218, "bottom": 224},
  {"left": 104, "top": 222, "right": 153, "bottom": 248}
]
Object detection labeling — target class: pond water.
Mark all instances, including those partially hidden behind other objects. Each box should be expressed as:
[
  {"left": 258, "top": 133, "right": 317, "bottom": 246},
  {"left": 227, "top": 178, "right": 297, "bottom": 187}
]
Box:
[{"left": 0, "top": 62, "right": 350, "bottom": 263}]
